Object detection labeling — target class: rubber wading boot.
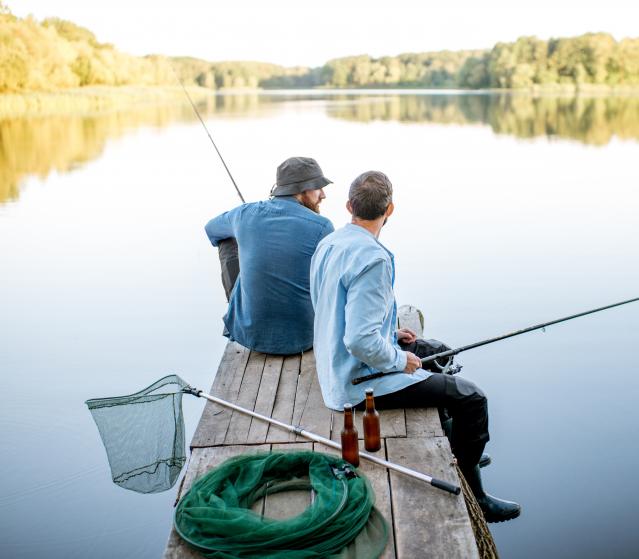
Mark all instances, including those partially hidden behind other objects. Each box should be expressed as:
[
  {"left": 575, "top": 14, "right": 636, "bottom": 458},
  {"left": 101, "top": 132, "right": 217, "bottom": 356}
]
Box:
[
  {"left": 465, "top": 465, "right": 521, "bottom": 523},
  {"left": 441, "top": 417, "right": 491, "bottom": 468}
]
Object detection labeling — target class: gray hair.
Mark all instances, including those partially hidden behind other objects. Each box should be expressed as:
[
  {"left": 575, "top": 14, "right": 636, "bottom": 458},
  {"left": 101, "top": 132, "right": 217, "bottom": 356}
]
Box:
[{"left": 348, "top": 171, "right": 393, "bottom": 220}]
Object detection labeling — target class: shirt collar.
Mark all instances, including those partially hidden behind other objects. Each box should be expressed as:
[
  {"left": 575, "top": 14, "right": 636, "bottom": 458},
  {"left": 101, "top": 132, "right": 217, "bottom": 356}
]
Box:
[
  {"left": 345, "top": 223, "right": 394, "bottom": 260},
  {"left": 273, "top": 195, "right": 302, "bottom": 206},
  {"left": 345, "top": 222, "right": 376, "bottom": 239}
]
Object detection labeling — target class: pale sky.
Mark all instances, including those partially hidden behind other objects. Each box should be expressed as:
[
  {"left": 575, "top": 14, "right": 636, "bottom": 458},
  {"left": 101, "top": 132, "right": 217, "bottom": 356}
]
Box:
[{"left": 11, "top": 0, "right": 639, "bottom": 67}]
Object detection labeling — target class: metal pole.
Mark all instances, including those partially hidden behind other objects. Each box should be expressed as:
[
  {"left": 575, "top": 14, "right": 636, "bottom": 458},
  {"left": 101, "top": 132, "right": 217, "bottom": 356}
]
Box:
[
  {"left": 189, "top": 388, "right": 460, "bottom": 495},
  {"left": 353, "top": 296, "right": 639, "bottom": 385}
]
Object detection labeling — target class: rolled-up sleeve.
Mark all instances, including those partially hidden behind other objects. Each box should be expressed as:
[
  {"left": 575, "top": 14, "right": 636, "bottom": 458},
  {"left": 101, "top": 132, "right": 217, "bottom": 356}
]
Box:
[
  {"left": 205, "top": 210, "right": 235, "bottom": 247},
  {"left": 343, "top": 259, "right": 407, "bottom": 373}
]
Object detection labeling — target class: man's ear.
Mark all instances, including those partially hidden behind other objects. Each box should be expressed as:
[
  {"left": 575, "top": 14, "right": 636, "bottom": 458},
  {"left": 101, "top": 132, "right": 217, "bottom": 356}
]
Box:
[
  {"left": 385, "top": 202, "right": 395, "bottom": 218},
  {"left": 346, "top": 200, "right": 353, "bottom": 215}
]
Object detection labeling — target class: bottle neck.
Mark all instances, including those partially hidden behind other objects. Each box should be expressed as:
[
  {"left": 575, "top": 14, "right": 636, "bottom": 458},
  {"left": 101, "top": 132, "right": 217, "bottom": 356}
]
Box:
[
  {"left": 365, "top": 395, "right": 376, "bottom": 413},
  {"left": 344, "top": 409, "right": 354, "bottom": 429}
]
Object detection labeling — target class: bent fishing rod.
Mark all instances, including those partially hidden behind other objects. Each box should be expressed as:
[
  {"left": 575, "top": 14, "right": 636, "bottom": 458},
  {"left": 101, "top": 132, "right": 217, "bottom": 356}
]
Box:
[
  {"left": 353, "top": 296, "right": 639, "bottom": 385},
  {"left": 171, "top": 66, "right": 246, "bottom": 203},
  {"left": 182, "top": 385, "right": 460, "bottom": 496}
]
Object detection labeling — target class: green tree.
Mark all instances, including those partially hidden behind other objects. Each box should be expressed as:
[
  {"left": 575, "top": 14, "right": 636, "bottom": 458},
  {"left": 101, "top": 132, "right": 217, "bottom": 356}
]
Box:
[{"left": 458, "top": 55, "right": 490, "bottom": 88}]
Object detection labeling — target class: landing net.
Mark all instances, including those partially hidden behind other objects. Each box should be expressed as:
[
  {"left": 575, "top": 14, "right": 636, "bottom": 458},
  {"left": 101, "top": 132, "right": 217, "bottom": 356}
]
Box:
[{"left": 85, "top": 374, "right": 189, "bottom": 493}]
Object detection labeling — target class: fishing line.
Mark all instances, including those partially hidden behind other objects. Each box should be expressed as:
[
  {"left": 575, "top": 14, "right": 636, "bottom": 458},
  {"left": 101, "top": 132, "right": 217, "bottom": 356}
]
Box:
[{"left": 171, "top": 66, "right": 246, "bottom": 203}]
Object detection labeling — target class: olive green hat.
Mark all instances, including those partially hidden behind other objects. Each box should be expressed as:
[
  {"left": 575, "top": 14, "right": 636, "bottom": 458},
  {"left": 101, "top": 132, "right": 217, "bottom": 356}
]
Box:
[{"left": 271, "top": 156, "right": 333, "bottom": 196}]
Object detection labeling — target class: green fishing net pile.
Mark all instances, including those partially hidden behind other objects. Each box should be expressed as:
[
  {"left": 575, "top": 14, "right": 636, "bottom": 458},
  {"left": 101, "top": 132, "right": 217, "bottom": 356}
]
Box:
[{"left": 175, "top": 451, "right": 388, "bottom": 559}]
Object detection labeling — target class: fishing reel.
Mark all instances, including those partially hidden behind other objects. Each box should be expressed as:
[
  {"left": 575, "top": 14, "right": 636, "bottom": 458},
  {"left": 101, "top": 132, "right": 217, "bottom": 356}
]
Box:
[
  {"left": 415, "top": 339, "right": 463, "bottom": 375},
  {"left": 437, "top": 358, "right": 463, "bottom": 376}
]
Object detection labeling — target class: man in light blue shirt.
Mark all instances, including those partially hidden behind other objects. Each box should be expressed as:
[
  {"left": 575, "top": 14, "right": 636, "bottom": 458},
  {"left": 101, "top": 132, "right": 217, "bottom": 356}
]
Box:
[
  {"left": 205, "top": 157, "right": 334, "bottom": 355},
  {"left": 311, "top": 170, "right": 520, "bottom": 523}
]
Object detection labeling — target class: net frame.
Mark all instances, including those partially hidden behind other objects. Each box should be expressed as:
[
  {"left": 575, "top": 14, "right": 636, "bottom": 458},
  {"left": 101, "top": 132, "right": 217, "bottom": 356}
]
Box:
[{"left": 86, "top": 374, "right": 189, "bottom": 493}]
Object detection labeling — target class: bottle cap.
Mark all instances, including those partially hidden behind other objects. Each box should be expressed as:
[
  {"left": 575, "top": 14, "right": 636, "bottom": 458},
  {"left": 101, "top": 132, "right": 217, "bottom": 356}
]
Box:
[
  {"left": 343, "top": 403, "right": 353, "bottom": 411},
  {"left": 365, "top": 388, "right": 374, "bottom": 395}
]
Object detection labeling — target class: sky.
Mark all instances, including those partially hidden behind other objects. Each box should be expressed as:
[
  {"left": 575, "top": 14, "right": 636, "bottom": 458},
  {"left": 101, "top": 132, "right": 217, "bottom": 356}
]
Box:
[{"left": 10, "top": 0, "right": 639, "bottom": 67}]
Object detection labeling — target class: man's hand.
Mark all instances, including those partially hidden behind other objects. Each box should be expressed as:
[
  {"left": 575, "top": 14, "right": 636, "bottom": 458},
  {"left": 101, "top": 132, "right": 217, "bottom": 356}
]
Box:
[
  {"left": 397, "top": 327, "right": 417, "bottom": 344},
  {"left": 404, "top": 352, "right": 422, "bottom": 373}
]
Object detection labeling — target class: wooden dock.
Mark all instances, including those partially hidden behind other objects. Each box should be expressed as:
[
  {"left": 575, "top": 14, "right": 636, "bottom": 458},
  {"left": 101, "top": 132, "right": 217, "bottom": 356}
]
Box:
[{"left": 164, "top": 307, "right": 481, "bottom": 558}]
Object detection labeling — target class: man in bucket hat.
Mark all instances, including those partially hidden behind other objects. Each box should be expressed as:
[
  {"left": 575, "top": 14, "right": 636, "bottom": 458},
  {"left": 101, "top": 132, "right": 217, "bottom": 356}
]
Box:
[{"left": 205, "top": 157, "right": 334, "bottom": 355}]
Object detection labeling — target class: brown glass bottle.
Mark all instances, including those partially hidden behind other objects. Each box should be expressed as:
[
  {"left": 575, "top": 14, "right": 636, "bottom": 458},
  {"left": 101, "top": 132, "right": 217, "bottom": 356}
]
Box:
[
  {"left": 341, "top": 403, "right": 360, "bottom": 467},
  {"left": 363, "top": 388, "right": 381, "bottom": 451}
]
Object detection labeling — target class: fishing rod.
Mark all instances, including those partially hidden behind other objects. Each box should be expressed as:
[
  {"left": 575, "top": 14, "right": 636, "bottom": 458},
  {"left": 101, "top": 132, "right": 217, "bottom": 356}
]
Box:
[
  {"left": 353, "top": 296, "right": 639, "bottom": 385},
  {"left": 183, "top": 385, "right": 461, "bottom": 495},
  {"left": 171, "top": 66, "right": 246, "bottom": 203}
]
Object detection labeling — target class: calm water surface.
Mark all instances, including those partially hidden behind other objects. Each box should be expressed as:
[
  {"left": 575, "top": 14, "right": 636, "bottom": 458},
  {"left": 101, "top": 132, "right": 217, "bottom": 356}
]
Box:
[{"left": 1, "top": 91, "right": 638, "bottom": 558}]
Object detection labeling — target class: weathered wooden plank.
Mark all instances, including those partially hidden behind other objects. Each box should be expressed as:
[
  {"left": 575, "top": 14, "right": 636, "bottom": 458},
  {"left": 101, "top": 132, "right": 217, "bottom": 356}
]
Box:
[
  {"left": 290, "top": 351, "right": 314, "bottom": 441},
  {"left": 262, "top": 442, "right": 313, "bottom": 520},
  {"left": 191, "top": 342, "right": 250, "bottom": 448},
  {"left": 314, "top": 441, "right": 396, "bottom": 559},
  {"left": 266, "top": 354, "right": 301, "bottom": 443},
  {"left": 330, "top": 408, "right": 406, "bottom": 442},
  {"left": 163, "top": 526, "right": 202, "bottom": 559},
  {"left": 405, "top": 407, "right": 444, "bottom": 438},
  {"left": 163, "top": 444, "right": 269, "bottom": 559},
  {"left": 246, "top": 355, "right": 285, "bottom": 443},
  {"left": 295, "top": 350, "right": 332, "bottom": 441},
  {"left": 377, "top": 409, "right": 407, "bottom": 438},
  {"left": 224, "top": 351, "right": 267, "bottom": 444},
  {"left": 386, "top": 437, "right": 478, "bottom": 559}
]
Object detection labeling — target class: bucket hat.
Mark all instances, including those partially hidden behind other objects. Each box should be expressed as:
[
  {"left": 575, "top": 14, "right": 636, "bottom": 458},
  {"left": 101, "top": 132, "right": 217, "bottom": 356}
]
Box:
[{"left": 271, "top": 157, "right": 332, "bottom": 196}]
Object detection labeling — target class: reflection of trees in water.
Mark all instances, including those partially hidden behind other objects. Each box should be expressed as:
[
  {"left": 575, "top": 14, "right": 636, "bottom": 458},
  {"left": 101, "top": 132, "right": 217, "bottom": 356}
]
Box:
[
  {"left": 3, "top": 93, "right": 638, "bottom": 204},
  {"left": 0, "top": 96, "right": 275, "bottom": 204},
  {"left": 0, "top": 105, "right": 187, "bottom": 204},
  {"left": 327, "top": 94, "right": 639, "bottom": 145}
]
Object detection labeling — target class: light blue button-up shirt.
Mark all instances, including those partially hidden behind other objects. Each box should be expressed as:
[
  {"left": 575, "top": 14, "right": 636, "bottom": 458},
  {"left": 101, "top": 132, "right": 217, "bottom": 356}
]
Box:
[
  {"left": 310, "top": 224, "right": 431, "bottom": 410},
  {"left": 206, "top": 197, "right": 334, "bottom": 355}
]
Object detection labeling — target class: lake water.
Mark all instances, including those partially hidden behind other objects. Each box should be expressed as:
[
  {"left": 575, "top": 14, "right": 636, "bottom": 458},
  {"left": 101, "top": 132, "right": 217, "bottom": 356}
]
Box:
[{"left": 1, "top": 90, "right": 638, "bottom": 558}]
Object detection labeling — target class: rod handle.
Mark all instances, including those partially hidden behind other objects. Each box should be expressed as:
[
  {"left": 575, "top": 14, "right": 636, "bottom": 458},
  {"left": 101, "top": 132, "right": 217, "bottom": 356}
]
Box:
[
  {"left": 430, "top": 477, "right": 461, "bottom": 495},
  {"left": 352, "top": 372, "right": 385, "bottom": 385}
]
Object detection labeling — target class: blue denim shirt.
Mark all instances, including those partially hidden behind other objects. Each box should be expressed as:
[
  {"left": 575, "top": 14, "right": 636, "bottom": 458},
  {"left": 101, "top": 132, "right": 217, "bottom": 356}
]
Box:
[
  {"left": 310, "top": 224, "right": 431, "bottom": 410},
  {"left": 205, "top": 197, "right": 334, "bottom": 355}
]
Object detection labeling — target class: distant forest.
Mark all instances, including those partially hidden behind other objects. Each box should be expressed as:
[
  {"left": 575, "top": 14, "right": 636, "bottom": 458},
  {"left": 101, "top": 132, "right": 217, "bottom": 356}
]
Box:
[{"left": 2, "top": 2, "right": 639, "bottom": 93}]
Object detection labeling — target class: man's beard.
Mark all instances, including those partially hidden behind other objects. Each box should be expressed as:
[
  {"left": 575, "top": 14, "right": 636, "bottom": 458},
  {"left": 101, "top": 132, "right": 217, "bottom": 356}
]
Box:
[{"left": 300, "top": 193, "right": 321, "bottom": 214}]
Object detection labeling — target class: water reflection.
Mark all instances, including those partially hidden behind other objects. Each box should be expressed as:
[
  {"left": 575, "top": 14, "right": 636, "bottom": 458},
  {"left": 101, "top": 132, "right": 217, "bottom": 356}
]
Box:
[
  {"left": 0, "top": 95, "right": 269, "bottom": 205},
  {"left": 325, "top": 93, "right": 639, "bottom": 145},
  {"left": 2, "top": 92, "right": 638, "bottom": 205},
  {"left": 0, "top": 105, "right": 189, "bottom": 205}
]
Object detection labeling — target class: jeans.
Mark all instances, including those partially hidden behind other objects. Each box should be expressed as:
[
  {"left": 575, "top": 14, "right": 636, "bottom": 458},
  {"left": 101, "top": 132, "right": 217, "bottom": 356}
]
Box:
[{"left": 217, "top": 238, "right": 240, "bottom": 302}]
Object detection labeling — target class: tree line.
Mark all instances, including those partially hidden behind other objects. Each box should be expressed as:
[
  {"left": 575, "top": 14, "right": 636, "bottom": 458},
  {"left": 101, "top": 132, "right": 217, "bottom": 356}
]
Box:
[{"left": 1, "top": 2, "right": 638, "bottom": 93}]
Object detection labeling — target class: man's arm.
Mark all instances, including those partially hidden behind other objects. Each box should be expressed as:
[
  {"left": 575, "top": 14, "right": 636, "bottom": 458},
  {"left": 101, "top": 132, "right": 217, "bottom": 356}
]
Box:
[
  {"left": 204, "top": 210, "right": 236, "bottom": 247},
  {"left": 343, "top": 259, "right": 408, "bottom": 373}
]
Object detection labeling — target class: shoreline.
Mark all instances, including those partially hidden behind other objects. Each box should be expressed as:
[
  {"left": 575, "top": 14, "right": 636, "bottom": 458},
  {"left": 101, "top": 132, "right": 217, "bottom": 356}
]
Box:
[
  {"left": 2, "top": 84, "right": 639, "bottom": 118},
  {"left": 0, "top": 86, "right": 217, "bottom": 118}
]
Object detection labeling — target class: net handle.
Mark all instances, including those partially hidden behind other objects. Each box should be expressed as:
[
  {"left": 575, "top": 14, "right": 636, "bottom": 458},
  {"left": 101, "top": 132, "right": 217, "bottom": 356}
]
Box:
[{"left": 187, "top": 388, "right": 460, "bottom": 495}]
